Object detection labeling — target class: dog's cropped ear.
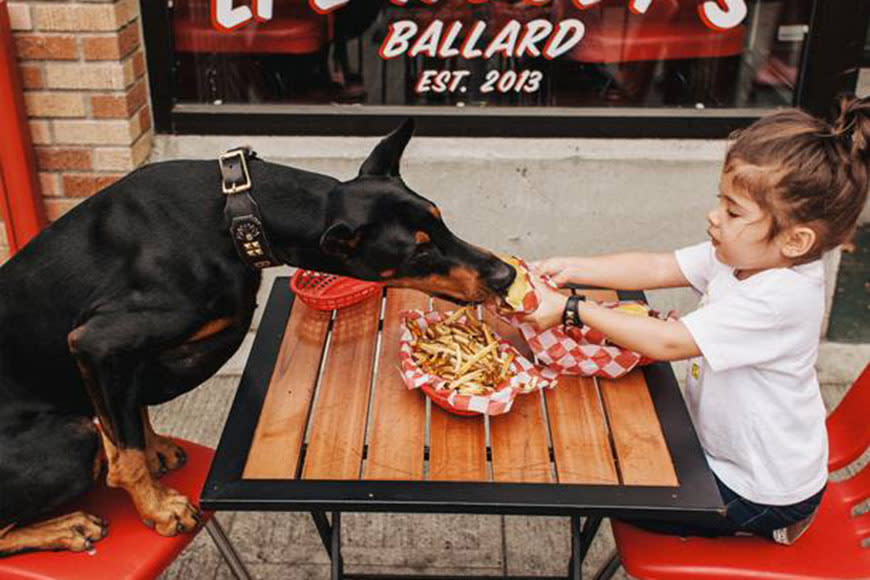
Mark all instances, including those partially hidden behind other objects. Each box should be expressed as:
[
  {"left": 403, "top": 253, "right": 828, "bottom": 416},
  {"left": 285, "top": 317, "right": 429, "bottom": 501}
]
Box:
[
  {"left": 319, "top": 222, "right": 362, "bottom": 257},
  {"left": 359, "top": 118, "right": 415, "bottom": 178}
]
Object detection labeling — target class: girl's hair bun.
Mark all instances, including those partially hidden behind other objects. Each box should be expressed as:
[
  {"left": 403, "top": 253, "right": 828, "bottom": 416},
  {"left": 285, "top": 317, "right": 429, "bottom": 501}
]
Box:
[{"left": 832, "top": 95, "right": 870, "bottom": 162}]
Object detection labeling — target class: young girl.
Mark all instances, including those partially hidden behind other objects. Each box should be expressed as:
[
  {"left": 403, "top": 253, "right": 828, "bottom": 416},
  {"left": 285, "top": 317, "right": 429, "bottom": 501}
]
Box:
[{"left": 520, "top": 95, "right": 868, "bottom": 541}]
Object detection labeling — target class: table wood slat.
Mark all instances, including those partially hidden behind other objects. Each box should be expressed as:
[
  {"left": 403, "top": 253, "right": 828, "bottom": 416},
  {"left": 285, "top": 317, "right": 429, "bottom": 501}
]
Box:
[
  {"left": 302, "top": 294, "right": 382, "bottom": 480},
  {"left": 428, "top": 405, "right": 488, "bottom": 481},
  {"left": 427, "top": 298, "right": 487, "bottom": 482},
  {"left": 546, "top": 289, "right": 620, "bottom": 485},
  {"left": 242, "top": 300, "right": 331, "bottom": 480},
  {"left": 484, "top": 309, "right": 553, "bottom": 483},
  {"left": 585, "top": 289, "right": 678, "bottom": 487},
  {"left": 600, "top": 370, "right": 679, "bottom": 486},
  {"left": 364, "top": 289, "right": 430, "bottom": 481},
  {"left": 546, "top": 375, "right": 618, "bottom": 485}
]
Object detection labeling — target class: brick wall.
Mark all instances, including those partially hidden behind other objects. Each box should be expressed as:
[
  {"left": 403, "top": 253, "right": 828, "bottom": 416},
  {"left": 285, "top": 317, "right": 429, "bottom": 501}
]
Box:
[{"left": 2, "top": 0, "right": 152, "bottom": 264}]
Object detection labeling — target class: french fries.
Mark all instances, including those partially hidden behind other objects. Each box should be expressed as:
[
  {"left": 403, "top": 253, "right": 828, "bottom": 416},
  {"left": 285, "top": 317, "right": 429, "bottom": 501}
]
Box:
[{"left": 407, "top": 307, "right": 516, "bottom": 396}]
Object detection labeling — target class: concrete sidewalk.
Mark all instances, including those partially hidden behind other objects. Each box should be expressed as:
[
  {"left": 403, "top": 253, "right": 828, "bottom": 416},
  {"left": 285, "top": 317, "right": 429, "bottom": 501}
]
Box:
[{"left": 152, "top": 363, "right": 859, "bottom": 580}]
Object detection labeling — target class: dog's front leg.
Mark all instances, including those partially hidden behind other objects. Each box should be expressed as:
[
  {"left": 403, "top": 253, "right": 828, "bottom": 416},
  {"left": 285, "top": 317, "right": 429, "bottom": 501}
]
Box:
[
  {"left": 142, "top": 407, "right": 187, "bottom": 477},
  {"left": 95, "top": 425, "right": 200, "bottom": 535},
  {"left": 68, "top": 310, "right": 201, "bottom": 537}
]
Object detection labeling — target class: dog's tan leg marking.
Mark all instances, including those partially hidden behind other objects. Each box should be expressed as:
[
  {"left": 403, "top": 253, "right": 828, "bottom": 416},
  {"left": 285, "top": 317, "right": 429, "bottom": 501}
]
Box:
[
  {"left": 92, "top": 431, "right": 107, "bottom": 481},
  {"left": 186, "top": 317, "right": 234, "bottom": 342},
  {"left": 0, "top": 512, "right": 107, "bottom": 557},
  {"left": 141, "top": 408, "right": 187, "bottom": 478},
  {"left": 98, "top": 427, "right": 200, "bottom": 537}
]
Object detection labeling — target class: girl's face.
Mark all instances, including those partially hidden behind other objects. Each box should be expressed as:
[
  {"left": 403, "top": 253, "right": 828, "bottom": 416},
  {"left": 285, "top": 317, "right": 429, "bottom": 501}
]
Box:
[{"left": 706, "top": 169, "right": 791, "bottom": 277}]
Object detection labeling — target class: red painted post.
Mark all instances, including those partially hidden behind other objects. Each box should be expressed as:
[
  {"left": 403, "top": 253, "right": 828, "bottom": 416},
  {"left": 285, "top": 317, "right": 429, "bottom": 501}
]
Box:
[{"left": 0, "top": 0, "right": 47, "bottom": 255}]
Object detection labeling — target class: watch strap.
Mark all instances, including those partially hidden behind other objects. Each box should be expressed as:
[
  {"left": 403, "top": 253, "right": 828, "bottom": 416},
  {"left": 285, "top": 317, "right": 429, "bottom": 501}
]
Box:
[{"left": 562, "top": 294, "right": 586, "bottom": 328}]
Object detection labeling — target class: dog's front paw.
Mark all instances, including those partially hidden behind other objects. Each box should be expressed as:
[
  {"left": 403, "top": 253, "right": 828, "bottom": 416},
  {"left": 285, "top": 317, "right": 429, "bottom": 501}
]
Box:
[
  {"left": 145, "top": 435, "right": 187, "bottom": 477},
  {"left": 140, "top": 485, "right": 201, "bottom": 536},
  {"left": 0, "top": 511, "right": 109, "bottom": 555}
]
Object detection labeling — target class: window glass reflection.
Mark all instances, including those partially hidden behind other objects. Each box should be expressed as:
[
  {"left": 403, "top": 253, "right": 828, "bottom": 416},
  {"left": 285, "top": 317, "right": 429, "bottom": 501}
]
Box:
[{"left": 172, "top": 0, "right": 813, "bottom": 108}]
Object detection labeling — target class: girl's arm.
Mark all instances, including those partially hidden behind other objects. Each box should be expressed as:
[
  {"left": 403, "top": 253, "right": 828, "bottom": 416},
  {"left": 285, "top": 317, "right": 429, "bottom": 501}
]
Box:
[
  {"left": 575, "top": 300, "right": 700, "bottom": 361},
  {"left": 534, "top": 252, "right": 690, "bottom": 290},
  {"left": 521, "top": 284, "right": 701, "bottom": 361}
]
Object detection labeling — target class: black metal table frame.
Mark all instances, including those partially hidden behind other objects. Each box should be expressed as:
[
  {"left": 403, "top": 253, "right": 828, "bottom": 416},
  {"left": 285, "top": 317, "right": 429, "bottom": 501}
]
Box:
[{"left": 202, "top": 279, "right": 725, "bottom": 579}]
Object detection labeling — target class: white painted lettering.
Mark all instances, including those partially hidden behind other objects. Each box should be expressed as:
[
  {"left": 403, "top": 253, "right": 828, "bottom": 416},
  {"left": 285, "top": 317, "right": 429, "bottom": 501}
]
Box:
[
  {"left": 484, "top": 20, "right": 521, "bottom": 59},
  {"left": 699, "top": 0, "right": 748, "bottom": 30},
  {"left": 214, "top": 0, "right": 251, "bottom": 30},
  {"left": 410, "top": 20, "right": 444, "bottom": 58},
  {"left": 379, "top": 21, "right": 418, "bottom": 59},
  {"left": 515, "top": 19, "right": 553, "bottom": 57},
  {"left": 543, "top": 19, "right": 585, "bottom": 59}
]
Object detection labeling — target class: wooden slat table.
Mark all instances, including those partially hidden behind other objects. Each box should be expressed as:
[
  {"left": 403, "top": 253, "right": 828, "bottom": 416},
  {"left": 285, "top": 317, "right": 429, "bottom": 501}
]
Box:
[{"left": 203, "top": 278, "right": 724, "bottom": 580}]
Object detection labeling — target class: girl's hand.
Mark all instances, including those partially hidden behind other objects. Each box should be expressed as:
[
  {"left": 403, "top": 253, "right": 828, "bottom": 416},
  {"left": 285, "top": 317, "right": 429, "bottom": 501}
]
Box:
[
  {"left": 530, "top": 257, "right": 583, "bottom": 287},
  {"left": 517, "top": 279, "right": 568, "bottom": 330}
]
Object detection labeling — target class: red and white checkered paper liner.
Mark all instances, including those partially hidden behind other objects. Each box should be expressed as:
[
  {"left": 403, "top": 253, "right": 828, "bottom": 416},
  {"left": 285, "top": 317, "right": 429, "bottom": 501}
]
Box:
[
  {"left": 507, "top": 319, "right": 655, "bottom": 378},
  {"left": 495, "top": 259, "right": 655, "bottom": 379},
  {"left": 398, "top": 309, "right": 558, "bottom": 416}
]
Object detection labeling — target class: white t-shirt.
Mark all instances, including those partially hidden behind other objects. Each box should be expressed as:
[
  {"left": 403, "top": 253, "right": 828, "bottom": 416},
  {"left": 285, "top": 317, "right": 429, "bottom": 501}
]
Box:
[{"left": 675, "top": 241, "right": 828, "bottom": 506}]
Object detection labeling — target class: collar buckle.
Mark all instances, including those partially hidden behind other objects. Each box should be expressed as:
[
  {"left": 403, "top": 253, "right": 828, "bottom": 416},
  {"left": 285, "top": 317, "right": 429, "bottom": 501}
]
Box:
[
  {"left": 218, "top": 146, "right": 279, "bottom": 270},
  {"left": 219, "top": 149, "right": 252, "bottom": 195}
]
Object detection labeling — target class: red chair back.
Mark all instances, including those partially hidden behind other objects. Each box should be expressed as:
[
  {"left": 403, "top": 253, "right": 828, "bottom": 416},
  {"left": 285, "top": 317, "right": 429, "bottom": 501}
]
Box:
[
  {"left": 826, "top": 364, "right": 870, "bottom": 471},
  {"left": 559, "top": 0, "right": 745, "bottom": 63},
  {"left": 172, "top": 0, "right": 330, "bottom": 54}
]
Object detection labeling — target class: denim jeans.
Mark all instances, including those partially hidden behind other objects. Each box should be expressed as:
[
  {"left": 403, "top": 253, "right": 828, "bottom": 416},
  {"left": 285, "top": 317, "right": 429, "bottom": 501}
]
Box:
[{"left": 619, "top": 472, "right": 825, "bottom": 539}]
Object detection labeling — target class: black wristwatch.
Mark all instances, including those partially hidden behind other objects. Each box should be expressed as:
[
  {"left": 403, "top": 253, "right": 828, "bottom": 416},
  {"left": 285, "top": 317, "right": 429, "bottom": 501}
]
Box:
[{"left": 562, "top": 294, "right": 586, "bottom": 328}]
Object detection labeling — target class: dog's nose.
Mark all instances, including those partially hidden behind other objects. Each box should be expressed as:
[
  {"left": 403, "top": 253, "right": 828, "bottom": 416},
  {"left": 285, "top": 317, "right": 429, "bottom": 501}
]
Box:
[{"left": 486, "top": 260, "right": 516, "bottom": 294}]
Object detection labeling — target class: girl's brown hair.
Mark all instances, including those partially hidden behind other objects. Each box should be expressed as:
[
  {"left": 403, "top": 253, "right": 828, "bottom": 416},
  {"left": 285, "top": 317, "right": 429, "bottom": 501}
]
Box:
[{"left": 724, "top": 95, "right": 869, "bottom": 263}]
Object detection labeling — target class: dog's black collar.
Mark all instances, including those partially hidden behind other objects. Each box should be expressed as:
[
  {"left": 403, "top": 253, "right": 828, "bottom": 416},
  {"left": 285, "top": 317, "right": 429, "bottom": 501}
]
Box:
[{"left": 219, "top": 147, "right": 280, "bottom": 270}]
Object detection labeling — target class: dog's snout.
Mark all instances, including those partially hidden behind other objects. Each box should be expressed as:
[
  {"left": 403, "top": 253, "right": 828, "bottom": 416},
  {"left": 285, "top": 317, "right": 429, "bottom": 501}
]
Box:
[{"left": 486, "top": 260, "right": 516, "bottom": 294}]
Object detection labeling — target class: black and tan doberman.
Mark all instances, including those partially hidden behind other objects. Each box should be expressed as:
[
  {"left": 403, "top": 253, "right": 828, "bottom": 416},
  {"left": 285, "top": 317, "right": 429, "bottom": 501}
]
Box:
[{"left": 0, "top": 119, "right": 515, "bottom": 555}]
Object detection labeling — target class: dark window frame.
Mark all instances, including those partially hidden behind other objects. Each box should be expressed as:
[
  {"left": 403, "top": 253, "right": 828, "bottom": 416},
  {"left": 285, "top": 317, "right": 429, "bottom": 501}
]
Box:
[{"left": 140, "top": 0, "right": 868, "bottom": 138}]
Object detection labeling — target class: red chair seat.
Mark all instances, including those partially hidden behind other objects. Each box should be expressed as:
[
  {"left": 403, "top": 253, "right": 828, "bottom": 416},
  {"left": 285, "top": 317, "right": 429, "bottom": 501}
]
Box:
[
  {"left": 613, "top": 473, "right": 870, "bottom": 579},
  {"left": 613, "top": 366, "right": 870, "bottom": 580},
  {"left": 568, "top": 21, "right": 746, "bottom": 63},
  {"left": 173, "top": 18, "right": 329, "bottom": 54},
  {"left": 0, "top": 440, "right": 215, "bottom": 580}
]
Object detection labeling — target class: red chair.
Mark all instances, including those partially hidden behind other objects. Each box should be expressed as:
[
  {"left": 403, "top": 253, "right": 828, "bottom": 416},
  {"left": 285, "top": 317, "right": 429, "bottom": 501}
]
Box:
[
  {"left": 172, "top": 0, "right": 331, "bottom": 55},
  {"left": 0, "top": 439, "right": 251, "bottom": 580},
  {"left": 172, "top": 0, "right": 336, "bottom": 103},
  {"left": 559, "top": 0, "right": 746, "bottom": 64},
  {"left": 598, "top": 364, "right": 870, "bottom": 580}
]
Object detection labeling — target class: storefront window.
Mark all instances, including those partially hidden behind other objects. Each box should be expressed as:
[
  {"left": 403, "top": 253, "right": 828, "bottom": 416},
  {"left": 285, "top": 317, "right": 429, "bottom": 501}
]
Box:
[{"left": 171, "top": 0, "right": 813, "bottom": 109}]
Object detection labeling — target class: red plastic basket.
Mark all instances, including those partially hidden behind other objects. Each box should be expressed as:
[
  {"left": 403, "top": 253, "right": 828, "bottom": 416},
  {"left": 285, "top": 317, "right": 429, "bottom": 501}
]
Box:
[
  {"left": 290, "top": 270, "right": 383, "bottom": 311},
  {"left": 422, "top": 384, "right": 482, "bottom": 417}
]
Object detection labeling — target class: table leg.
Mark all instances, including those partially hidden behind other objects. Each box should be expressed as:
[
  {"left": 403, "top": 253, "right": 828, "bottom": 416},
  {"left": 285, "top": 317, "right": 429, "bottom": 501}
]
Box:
[
  {"left": 579, "top": 515, "right": 602, "bottom": 564},
  {"left": 567, "top": 515, "right": 603, "bottom": 580},
  {"left": 311, "top": 511, "right": 334, "bottom": 558},
  {"left": 310, "top": 510, "right": 345, "bottom": 579},
  {"left": 331, "top": 511, "right": 343, "bottom": 580}
]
